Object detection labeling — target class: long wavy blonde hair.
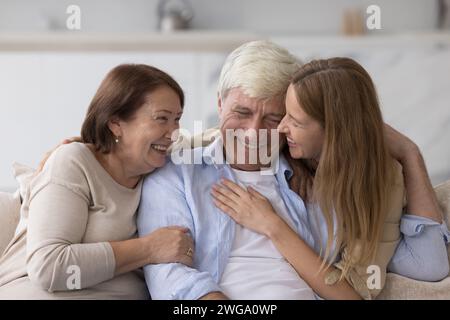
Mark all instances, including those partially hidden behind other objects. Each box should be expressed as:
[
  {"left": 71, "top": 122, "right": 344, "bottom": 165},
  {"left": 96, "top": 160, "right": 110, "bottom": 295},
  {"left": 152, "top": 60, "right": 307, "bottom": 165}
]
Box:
[{"left": 287, "top": 57, "right": 395, "bottom": 277}]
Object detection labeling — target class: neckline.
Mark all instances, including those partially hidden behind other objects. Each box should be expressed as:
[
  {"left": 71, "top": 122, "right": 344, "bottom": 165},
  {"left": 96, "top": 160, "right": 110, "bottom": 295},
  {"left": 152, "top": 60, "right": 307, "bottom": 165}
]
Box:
[
  {"left": 77, "top": 143, "right": 142, "bottom": 193},
  {"left": 231, "top": 167, "right": 277, "bottom": 183}
]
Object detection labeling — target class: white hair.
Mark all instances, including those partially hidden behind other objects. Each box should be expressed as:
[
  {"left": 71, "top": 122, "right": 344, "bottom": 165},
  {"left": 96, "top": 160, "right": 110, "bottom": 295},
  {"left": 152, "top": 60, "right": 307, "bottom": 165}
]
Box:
[{"left": 218, "top": 40, "right": 302, "bottom": 100}]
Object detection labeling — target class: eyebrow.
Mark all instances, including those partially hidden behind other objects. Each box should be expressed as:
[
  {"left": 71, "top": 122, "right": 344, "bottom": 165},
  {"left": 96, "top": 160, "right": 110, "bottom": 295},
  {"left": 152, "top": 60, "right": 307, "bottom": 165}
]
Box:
[
  {"left": 233, "top": 105, "right": 253, "bottom": 112},
  {"left": 233, "top": 106, "right": 284, "bottom": 119},
  {"left": 154, "top": 109, "right": 183, "bottom": 115}
]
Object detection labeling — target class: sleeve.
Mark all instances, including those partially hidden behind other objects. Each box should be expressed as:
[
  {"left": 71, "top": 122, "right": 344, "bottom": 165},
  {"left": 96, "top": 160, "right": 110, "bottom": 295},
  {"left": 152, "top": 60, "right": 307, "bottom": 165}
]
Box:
[
  {"left": 325, "top": 162, "right": 406, "bottom": 300},
  {"left": 137, "top": 164, "right": 222, "bottom": 300},
  {"left": 26, "top": 182, "right": 116, "bottom": 292},
  {"left": 387, "top": 214, "right": 450, "bottom": 282}
]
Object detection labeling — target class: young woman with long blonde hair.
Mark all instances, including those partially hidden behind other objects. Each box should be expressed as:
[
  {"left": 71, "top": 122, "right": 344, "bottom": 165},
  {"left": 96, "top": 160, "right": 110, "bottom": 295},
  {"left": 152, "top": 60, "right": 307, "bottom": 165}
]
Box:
[{"left": 211, "top": 57, "right": 449, "bottom": 299}]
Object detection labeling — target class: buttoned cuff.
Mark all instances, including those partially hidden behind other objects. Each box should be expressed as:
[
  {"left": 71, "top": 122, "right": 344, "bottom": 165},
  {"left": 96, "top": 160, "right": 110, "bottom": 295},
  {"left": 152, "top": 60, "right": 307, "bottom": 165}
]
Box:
[{"left": 400, "top": 214, "right": 450, "bottom": 244}]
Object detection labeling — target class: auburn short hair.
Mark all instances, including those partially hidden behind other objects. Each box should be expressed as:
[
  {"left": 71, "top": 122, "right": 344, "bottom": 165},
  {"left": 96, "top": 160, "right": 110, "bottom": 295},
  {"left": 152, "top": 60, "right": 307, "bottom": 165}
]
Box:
[{"left": 81, "top": 64, "right": 184, "bottom": 153}]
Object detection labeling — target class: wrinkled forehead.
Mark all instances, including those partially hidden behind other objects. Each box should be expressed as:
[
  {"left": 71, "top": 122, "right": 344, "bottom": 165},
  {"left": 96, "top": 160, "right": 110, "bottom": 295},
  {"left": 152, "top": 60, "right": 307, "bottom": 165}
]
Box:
[{"left": 223, "top": 88, "right": 286, "bottom": 114}]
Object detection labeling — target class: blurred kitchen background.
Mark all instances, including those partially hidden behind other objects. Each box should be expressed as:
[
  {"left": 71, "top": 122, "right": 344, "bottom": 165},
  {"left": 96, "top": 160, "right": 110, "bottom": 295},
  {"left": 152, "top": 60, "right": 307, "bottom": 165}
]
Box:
[{"left": 0, "top": 0, "right": 449, "bottom": 191}]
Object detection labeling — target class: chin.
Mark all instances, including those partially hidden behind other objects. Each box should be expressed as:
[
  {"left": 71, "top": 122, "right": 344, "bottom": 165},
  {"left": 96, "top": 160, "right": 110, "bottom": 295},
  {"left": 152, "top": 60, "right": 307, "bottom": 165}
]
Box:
[
  {"left": 154, "top": 159, "right": 167, "bottom": 169},
  {"left": 288, "top": 147, "right": 304, "bottom": 160},
  {"left": 145, "top": 167, "right": 157, "bottom": 174},
  {"left": 147, "top": 157, "right": 167, "bottom": 171}
]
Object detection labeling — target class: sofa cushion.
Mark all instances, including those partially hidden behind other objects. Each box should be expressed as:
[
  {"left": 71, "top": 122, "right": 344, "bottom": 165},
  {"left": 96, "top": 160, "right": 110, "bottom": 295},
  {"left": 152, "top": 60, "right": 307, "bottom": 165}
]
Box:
[
  {"left": 0, "top": 163, "right": 35, "bottom": 256},
  {"left": 378, "top": 272, "right": 450, "bottom": 299},
  {"left": 0, "top": 190, "right": 21, "bottom": 256},
  {"left": 435, "top": 179, "right": 450, "bottom": 267}
]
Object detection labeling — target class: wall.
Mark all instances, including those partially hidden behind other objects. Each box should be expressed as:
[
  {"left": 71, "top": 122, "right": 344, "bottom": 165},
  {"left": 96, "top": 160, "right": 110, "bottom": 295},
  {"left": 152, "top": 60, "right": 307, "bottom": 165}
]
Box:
[
  {"left": 0, "top": 0, "right": 446, "bottom": 191},
  {"left": 0, "top": 0, "right": 440, "bottom": 33}
]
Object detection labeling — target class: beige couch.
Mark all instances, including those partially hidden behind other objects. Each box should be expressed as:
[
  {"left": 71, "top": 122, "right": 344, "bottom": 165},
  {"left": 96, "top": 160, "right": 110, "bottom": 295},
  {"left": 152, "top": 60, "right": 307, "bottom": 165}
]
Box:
[{"left": 1, "top": 170, "right": 449, "bottom": 299}]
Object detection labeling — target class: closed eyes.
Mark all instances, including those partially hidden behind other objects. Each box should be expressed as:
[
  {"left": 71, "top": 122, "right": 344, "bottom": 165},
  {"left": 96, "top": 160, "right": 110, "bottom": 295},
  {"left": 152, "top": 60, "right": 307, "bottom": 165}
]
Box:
[{"left": 234, "top": 110, "right": 252, "bottom": 116}]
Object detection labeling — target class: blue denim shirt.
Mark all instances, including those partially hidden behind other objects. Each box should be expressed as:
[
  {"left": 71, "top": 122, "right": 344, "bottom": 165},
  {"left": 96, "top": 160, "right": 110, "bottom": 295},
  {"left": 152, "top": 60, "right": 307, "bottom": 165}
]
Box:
[{"left": 137, "top": 137, "right": 450, "bottom": 300}]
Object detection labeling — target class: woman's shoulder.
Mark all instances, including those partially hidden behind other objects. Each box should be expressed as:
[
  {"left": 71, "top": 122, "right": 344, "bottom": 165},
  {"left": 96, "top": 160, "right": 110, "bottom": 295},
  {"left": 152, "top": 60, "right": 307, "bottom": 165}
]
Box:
[
  {"left": 33, "top": 143, "right": 93, "bottom": 196},
  {"left": 50, "top": 142, "right": 88, "bottom": 158},
  {"left": 46, "top": 142, "right": 93, "bottom": 168}
]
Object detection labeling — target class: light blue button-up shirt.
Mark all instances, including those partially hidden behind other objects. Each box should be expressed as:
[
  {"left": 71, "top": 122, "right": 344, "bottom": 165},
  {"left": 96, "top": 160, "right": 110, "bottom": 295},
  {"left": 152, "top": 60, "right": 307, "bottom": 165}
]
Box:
[{"left": 137, "top": 136, "right": 450, "bottom": 300}]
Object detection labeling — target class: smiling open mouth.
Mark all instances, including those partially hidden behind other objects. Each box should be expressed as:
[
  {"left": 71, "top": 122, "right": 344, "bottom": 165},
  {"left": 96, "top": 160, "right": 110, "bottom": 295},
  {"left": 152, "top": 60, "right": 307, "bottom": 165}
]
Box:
[{"left": 151, "top": 144, "right": 169, "bottom": 154}]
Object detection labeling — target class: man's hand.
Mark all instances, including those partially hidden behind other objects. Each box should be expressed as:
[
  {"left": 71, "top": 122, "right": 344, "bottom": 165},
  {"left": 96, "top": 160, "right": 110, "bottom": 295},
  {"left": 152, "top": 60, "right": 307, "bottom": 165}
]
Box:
[{"left": 36, "top": 137, "right": 82, "bottom": 174}]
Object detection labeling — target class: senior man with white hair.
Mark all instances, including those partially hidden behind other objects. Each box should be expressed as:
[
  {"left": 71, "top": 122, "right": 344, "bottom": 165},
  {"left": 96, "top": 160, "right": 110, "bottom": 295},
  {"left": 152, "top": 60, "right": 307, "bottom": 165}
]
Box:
[
  {"left": 138, "top": 41, "right": 317, "bottom": 300},
  {"left": 137, "top": 40, "right": 449, "bottom": 300}
]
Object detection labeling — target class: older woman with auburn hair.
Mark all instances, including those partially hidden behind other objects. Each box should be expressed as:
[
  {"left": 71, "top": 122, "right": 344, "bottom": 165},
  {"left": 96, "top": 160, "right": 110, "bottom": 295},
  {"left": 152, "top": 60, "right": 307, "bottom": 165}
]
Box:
[{"left": 0, "top": 64, "right": 193, "bottom": 299}]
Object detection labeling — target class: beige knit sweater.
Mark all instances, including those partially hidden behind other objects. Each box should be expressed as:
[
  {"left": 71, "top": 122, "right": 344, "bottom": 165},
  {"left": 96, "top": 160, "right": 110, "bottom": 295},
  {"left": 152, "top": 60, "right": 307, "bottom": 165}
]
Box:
[{"left": 0, "top": 143, "right": 149, "bottom": 299}]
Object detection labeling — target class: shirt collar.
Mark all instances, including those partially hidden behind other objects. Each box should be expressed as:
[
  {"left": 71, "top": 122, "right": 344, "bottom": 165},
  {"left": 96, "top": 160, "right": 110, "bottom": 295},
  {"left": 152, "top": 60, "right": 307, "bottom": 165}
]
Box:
[{"left": 201, "top": 132, "right": 225, "bottom": 169}]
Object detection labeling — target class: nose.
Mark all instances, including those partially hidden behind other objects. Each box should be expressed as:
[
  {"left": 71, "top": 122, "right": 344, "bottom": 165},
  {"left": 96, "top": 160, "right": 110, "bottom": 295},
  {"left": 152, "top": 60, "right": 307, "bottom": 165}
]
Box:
[
  {"left": 277, "top": 115, "right": 288, "bottom": 134},
  {"left": 165, "top": 121, "right": 180, "bottom": 141},
  {"left": 247, "top": 116, "right": 264, "bottom": 132}
]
